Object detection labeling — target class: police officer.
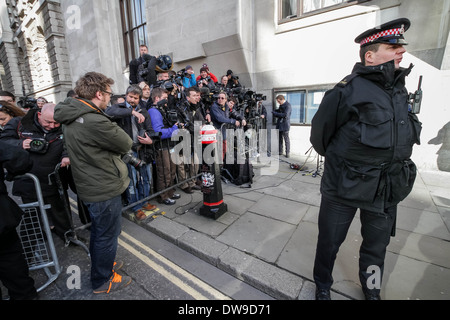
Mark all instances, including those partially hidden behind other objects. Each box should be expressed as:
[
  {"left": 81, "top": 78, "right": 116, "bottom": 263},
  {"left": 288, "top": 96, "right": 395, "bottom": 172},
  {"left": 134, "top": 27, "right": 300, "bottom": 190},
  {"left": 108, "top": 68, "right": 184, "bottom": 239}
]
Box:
[{"left": 310, "top": 18, "right": 422, "bottom": 300}]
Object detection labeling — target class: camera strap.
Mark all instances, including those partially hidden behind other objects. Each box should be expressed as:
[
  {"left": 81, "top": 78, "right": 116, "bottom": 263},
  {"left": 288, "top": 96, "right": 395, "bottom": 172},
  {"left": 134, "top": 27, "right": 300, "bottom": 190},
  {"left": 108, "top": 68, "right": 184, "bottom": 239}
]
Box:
[
  {"left": 77, "top": 98, "right": 102, "bottom": 114},
  {"left": 16, "top": 120, "right": 61, "bottom": 144}
]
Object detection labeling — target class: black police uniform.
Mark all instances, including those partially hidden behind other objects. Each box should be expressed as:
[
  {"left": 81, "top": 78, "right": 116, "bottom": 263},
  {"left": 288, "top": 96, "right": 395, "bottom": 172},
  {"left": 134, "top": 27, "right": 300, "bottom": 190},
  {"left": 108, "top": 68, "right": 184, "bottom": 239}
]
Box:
[{"left": 310, "top": 18, "right": 422, "bottom": 300}]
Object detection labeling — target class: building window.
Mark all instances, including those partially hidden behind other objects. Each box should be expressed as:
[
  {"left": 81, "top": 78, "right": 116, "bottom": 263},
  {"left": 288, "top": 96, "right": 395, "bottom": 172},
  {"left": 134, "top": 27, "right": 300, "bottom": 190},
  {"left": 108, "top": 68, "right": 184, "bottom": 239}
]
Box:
[
  {"left": 120, "top": 0, "right": 147, "bottom": 66},
  {"left": 274, "top": 88, "right": 330, "bottom": 125},
  {"left": 279, "top": 0, "right": 369, "bottom": 21}
]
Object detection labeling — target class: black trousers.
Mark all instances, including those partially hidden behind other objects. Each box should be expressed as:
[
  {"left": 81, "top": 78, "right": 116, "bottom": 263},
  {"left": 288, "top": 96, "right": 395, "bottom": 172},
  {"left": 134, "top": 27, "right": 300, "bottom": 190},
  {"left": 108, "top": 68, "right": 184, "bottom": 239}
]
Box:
[
  {"left": 0, "top": 229, "right": 37, "bottom": 300},
  {"left": 313, "top": 196, "right": 396, "bottom": 295}
]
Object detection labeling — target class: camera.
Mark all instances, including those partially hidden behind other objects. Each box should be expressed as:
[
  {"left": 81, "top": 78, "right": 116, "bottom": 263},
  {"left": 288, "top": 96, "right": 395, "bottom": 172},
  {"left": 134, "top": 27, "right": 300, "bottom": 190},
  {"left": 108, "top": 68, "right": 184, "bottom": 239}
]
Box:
[
  {"left": 122, "top": 152, "right": 146, "bottom": 168},
  {"left": 197, "top": 76, "right": 211, "bottom": 86},
  {"left": 139, "top": 129, "right": 162, "bottom": 141},
  {"left": 156, "top": 99, "right": 180, "bottom": 127},
  {"left": 29, "top": 138, "right": 49, "bottom": 154},
  {"left": 18, "top": 97, "right": 38, "bottom": 110}
]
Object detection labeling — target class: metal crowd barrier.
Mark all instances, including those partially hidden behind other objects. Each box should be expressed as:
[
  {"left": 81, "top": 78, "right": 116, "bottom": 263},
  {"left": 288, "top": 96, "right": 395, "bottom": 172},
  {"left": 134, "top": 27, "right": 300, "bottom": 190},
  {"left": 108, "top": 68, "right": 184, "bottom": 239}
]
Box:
[
  {"left": 122, "top": 133, "right": 202, "bottom": 215},
  {"left": 49, "top": 164, "right": 90, "bottom": 256},
  {"left": 16, "top": 173, "right": 61, "bottom": 293}
]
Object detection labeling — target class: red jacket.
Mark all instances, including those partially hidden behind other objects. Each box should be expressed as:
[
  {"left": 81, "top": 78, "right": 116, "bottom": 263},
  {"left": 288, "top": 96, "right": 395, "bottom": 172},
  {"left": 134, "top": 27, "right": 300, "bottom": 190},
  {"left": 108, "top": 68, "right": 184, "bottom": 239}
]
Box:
[{"left": 196, "top": 72, "right": 218, "bottom": 83}]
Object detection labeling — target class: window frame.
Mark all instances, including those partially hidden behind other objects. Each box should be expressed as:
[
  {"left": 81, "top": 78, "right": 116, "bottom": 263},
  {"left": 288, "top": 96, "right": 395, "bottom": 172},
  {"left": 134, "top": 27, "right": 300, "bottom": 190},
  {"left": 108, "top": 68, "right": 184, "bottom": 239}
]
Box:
[
  {"left": 120, "top": 0, "right": 148, "bottom": 66},
  {"left": 278, "top": 0, "right": 371, "bottom": 23},
  {"left": 273, "top": 85, "right": 334, "bottom": 126}
]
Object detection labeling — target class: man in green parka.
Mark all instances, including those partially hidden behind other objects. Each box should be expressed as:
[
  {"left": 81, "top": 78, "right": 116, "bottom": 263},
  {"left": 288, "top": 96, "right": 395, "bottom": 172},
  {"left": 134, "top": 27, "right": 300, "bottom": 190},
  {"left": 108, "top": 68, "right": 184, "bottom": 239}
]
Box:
[{"left": 54, "top": 72, "right": 133, "bottom": 294}]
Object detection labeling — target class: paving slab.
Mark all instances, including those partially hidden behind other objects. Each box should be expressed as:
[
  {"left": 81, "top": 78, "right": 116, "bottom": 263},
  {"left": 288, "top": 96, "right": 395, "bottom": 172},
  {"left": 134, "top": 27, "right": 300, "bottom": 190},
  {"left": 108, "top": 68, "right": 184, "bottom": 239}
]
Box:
[
  {"left": 247, "top": 194, "right": 308, "bottom": 225},
  {"left": 216, "top": 212, "right": 297, "bottom": 264}
]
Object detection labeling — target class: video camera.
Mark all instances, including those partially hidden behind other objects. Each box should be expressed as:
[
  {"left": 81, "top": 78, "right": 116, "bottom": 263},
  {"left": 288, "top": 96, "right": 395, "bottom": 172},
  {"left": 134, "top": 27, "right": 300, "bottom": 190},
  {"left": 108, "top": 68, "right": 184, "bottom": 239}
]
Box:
[
  {"left": 17, "top": 97, "right": 37, "bottom": 110},
  {"left": 155, "top": 99, "right": 182, "bottom": 129},
  {"left": 199, "top": 87, "right": 221, "bottom": 107}
]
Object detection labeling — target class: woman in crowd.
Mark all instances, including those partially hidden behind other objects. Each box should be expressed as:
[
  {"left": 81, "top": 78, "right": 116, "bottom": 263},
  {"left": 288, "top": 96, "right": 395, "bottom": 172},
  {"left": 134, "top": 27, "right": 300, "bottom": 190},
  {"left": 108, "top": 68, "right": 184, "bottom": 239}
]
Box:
[{"left": 0, "top": 101, "right": 26, "bottom": 133}]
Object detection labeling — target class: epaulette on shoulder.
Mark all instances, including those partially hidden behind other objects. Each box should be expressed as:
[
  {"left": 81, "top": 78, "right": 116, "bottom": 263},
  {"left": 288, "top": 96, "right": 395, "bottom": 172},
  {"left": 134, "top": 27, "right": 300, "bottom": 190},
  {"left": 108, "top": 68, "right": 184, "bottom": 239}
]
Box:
[{"left": 336, "top": 73, "right": 359, "bottom": 88}]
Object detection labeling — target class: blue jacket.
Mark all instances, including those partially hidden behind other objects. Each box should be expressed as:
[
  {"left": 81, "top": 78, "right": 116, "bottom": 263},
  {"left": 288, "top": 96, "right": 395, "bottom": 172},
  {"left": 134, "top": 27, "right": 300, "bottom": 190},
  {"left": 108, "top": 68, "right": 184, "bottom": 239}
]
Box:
[
  {"left": 148, "top": 106, "right": 179, "bottom": 140},
  {"left": 182, "top": 74, "right": 197, "bottom": 88},
  {"left": 210, "top": 102, "right": 238, "bottom": 140}
]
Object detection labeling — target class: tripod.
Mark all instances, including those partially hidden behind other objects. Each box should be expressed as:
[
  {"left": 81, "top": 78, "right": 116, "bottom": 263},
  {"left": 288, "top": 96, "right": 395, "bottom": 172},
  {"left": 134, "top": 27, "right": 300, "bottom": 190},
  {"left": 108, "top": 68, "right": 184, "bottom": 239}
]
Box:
[
  {"left": 311, "top": 154, "right": 324, "bottom": 178},
  {"left": 304, "top": 146, "right": 323, "bottom": 178}
]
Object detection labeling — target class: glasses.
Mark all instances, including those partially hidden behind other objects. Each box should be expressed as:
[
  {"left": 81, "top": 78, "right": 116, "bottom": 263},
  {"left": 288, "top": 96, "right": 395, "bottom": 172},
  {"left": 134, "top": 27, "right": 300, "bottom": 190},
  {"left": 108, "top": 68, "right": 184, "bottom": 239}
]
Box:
[
  {"left": 102, "top": 90, "right": 114, "bottom": 97},
  {"left": 218, "top": 97, "right": 227, "bottom": 100}
]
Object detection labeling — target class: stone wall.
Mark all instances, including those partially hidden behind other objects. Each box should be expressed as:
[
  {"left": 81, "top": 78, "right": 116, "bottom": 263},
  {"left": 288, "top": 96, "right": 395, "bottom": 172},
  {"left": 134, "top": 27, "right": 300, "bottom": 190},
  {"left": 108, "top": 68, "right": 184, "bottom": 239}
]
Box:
[{"left": 0, "top": 0, "right": 72, "bottom": 103}]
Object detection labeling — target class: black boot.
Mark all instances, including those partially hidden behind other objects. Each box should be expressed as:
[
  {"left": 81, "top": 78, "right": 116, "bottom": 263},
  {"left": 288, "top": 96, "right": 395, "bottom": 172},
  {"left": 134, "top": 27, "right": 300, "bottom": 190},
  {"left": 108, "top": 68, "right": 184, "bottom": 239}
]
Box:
[{"left": 315, "top": 288, "right": 331, "bottom": 300}]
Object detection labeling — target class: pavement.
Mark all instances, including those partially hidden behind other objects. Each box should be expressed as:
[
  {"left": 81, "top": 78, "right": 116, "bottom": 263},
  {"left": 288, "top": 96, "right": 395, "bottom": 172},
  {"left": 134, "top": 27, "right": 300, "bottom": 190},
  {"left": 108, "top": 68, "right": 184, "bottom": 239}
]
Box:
[
  {"left": 125, "top": 153, "right": 450, "bottom": 300},
  {"left": 3, "top": 153, "right": 449, "bottom": 301}
]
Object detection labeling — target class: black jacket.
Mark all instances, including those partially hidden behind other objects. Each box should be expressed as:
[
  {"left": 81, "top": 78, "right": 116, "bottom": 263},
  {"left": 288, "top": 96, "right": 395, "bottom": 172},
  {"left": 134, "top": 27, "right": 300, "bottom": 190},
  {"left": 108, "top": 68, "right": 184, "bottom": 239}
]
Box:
[
  {"left": 105, "top": 102, "right": 156, "bottom": 159},
  {"left": 129, "top": 56, "right": 145, "bottom": 85},
  {"left": 0, "top": 141, "right": 32, "bottom": 234},
  {"left": 0, "top": 109, "right": 67, "bottom": 198},
  {"left": 273, "top": 101, "right": 292, "bottom": 132},
  {"left": 310, "top": 60, "right": 422, "bottom": 212}
]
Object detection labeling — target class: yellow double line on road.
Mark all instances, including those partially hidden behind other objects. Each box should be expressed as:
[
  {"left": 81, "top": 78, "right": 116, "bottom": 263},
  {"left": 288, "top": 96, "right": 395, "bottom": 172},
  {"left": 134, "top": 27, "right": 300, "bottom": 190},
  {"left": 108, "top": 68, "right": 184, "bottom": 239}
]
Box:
[
  {"left": 69, "top": 198, "right": 230, "bottom": 300},
  {"left": 119, "top": 232, "right": 231, "bottom": 300}
]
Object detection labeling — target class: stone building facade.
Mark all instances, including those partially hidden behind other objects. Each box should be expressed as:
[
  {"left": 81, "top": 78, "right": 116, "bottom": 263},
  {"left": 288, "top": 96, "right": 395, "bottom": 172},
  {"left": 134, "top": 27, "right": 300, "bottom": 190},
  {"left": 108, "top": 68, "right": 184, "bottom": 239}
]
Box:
[
  {"left": 0, "top": 0, "right": 72, "bottom": 103},
  {"left": 1, "top": 0, "right": 449, "bottom": 170}
]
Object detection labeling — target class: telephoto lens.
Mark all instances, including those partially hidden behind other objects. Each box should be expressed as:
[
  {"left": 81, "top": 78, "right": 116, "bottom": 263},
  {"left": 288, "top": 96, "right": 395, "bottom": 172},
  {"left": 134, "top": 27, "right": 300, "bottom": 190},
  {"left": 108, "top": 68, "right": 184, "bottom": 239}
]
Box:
[{"left": 122, "top": 152, "right": 146, "bottom": 168}]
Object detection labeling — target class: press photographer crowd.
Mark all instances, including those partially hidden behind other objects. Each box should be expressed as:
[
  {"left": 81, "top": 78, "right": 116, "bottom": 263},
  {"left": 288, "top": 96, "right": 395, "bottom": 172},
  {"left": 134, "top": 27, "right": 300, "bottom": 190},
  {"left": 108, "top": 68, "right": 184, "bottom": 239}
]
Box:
[
  {"left": 0, "top": 48, "right": 278, "bottom": 299},
  {"left": 1, "top": 17, "right": 424, "bottom": 301}
]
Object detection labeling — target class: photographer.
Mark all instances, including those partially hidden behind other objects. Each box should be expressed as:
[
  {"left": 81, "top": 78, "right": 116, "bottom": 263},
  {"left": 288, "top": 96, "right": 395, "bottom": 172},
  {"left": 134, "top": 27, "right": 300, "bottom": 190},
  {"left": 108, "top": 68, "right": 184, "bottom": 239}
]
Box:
[
  {"left": 182, "top": 65, "right": 197, "bottom": 89},
  {"left": 0, "top": 141, "right": 37, "bottom": 300},
  {"left": 137, "top": 53, "right": 158, "bottom": 86},
  {"left": 0, "top": 101, "right": 26, "bottom": 133},
  {"left": 148, "top": 87, "right": 181, "bottom": 205},
  {"left": 36, "top": 97, "right": 48, "bottom": 109},
  {"left": 138, "top": 81, "right": 152, "bottom": 110},
  {"left": 176, "top": 87, "right": 205, "bottom": 193},
  {"left": 196, "top": 63, "right": 218, "bottom": 84},
  {"left": 0, "top": 103, "right": 71, "bottom": 240},
  {"left": 0, "top": 91, "right": 15, "bottom": 104},
  {"left": 106, "top": 85, "right": 158, "bottom": 221},
  {"left": 157, "top": 71, "right": 183, "bottom": 109},
  {"left": 197, "top": 67, "right": 216, "bottom": 91},
  {"left": 210, "top": 91, "right": 246, "bottom": 159},
  {"left": 130, "top": 45, "right": 149, "bottom": 85},
  {"left": 226, "top": 70, "right": 242, "bottom": 90}
]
